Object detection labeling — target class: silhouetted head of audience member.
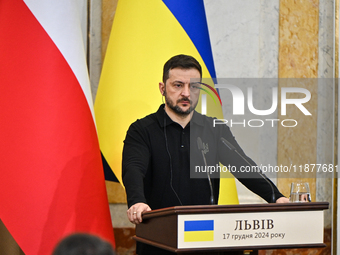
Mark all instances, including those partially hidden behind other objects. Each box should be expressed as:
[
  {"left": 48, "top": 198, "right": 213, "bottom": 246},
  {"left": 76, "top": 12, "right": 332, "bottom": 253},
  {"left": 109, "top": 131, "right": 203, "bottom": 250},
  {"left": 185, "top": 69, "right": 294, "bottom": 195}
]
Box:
[{"left": 52, "top": 233, "right": 115, "bottom": 255}]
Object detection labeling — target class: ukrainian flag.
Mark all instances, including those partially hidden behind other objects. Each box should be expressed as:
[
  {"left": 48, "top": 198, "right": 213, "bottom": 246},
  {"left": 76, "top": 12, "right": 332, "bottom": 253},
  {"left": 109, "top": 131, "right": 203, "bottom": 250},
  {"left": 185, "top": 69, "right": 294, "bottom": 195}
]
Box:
[
  {"left": 95, "top": 0, "right": 239, "bottom": 204},
  {"left": 184, "top": 220, "right": 214, "bottom": 242}
]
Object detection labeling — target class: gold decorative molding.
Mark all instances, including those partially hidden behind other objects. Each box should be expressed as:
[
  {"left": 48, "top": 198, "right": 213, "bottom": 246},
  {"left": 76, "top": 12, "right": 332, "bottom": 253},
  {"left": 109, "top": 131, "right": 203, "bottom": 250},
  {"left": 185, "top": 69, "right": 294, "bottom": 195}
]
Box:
[{"left": 277, "top": 0, "right": 319, "bottom": 199}]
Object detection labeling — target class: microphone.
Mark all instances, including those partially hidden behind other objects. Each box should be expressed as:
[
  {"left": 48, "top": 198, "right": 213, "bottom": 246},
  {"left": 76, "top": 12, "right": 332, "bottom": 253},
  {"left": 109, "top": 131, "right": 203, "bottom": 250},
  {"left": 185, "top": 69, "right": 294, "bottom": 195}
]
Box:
[
  {"left": 220, "top": 137, "right": 276, "bottom": 203},
  {"left": 197, "top": 137, "right": 215, "bottom": 205}
]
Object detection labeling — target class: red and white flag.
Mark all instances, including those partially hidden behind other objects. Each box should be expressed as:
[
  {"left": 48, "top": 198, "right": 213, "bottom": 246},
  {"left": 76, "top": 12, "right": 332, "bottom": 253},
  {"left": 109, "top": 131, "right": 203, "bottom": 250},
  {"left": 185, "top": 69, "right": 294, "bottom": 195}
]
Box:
[{"left": 0, "top": 0, "right": 115, "bottom": 254}]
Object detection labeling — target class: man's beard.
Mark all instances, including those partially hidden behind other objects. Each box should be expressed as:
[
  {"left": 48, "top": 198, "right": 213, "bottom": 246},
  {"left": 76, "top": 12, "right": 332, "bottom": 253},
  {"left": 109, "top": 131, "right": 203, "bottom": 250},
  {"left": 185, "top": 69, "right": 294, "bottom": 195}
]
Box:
[{"left": 164, "top": 89, "right": 198, "bottom": 116}]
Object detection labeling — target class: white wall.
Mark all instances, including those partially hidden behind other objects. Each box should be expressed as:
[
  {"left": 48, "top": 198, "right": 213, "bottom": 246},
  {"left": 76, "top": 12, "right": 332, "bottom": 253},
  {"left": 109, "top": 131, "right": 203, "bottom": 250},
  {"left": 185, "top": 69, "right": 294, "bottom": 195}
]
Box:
[{"left": 204, "top": 0, "right": 280, "bottom": 203}]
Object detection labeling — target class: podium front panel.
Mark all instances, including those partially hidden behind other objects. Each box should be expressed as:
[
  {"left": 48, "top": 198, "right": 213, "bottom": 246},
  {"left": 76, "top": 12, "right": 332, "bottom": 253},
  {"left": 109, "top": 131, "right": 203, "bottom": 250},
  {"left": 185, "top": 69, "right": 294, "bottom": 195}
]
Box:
[
  {"left": 135, "top": 203, "right": 328, "bottom": 253},
  {"left": 177, "top": 210, "right": 323, "bottom": 249}
]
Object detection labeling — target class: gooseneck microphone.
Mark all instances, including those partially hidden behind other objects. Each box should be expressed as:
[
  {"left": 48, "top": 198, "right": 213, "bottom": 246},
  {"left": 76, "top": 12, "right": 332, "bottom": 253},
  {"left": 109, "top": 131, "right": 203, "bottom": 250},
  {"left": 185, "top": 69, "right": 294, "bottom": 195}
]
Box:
[
  {"left": 197, "top": 137, "right": 215, "bottom": 205},
  {"left": 220, "top": 137, "right": 276, "bottom": 203}
]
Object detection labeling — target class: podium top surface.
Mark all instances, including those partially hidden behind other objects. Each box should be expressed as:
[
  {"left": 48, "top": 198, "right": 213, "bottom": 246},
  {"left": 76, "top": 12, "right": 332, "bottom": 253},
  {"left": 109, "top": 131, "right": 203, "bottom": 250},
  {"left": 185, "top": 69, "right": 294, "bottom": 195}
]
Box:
[{"left": 141, "top": 202, "right": 329, "bottom": 220}]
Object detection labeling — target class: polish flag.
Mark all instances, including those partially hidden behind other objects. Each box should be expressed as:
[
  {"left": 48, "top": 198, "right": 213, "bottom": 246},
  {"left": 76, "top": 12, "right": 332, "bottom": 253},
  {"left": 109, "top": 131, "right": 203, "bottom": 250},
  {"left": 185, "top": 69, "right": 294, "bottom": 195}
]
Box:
[{"left": 0, "top": 0, "right": 115, "bottom": 254}]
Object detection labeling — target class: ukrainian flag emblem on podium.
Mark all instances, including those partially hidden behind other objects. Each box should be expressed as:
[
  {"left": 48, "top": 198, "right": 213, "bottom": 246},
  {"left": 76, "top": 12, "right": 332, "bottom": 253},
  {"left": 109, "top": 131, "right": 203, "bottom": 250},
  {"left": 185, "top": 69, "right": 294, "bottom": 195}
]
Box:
[{"left": 184, "top": 220, "right": 214, "bottom": 242}]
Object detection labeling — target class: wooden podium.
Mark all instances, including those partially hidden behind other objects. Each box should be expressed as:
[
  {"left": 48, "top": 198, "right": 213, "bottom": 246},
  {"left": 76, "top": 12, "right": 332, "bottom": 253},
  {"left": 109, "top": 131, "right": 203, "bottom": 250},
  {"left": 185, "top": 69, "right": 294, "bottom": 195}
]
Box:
[{"left": 134, "top": 202, "right": 328, "bottom": 254}]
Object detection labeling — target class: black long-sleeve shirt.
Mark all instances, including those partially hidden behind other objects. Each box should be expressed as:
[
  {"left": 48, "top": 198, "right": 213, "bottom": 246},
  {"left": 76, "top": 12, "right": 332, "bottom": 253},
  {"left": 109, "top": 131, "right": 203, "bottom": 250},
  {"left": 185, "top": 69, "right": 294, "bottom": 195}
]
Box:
[{"left": 122, "top": 104, "right": 284, "bottom": 209}]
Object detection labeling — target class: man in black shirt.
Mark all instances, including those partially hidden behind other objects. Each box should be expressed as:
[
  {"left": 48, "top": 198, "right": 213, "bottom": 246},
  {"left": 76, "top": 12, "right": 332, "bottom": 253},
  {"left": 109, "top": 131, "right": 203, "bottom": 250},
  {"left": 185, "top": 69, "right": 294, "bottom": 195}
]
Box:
[{"left": 122, "top": 54, "right": 289, "bottom": 254}]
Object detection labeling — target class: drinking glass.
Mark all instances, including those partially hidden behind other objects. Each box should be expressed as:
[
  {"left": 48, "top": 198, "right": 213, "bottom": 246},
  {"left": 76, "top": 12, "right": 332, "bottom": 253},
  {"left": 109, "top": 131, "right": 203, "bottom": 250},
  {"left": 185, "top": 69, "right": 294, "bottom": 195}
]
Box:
[{"left": 289, "top": 182, "right": 311, "bottom": 202}]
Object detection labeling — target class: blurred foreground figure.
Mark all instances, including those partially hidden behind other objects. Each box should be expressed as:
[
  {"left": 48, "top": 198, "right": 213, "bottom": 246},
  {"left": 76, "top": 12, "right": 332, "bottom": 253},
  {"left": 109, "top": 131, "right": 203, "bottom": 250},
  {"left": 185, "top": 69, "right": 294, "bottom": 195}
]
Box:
[{"left": 52, "top": 233, "right": 115, "bottom": 255}]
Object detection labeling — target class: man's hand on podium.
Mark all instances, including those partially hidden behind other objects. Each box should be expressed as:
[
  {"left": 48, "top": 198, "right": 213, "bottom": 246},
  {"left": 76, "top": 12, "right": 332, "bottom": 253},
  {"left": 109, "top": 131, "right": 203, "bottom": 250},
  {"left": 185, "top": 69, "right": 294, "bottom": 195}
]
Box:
[
  {"left": 276, "top": 197, "right": 289, "bottom": 203},
  {"left": 126, "top": 198, "right": 289, "bottom": 224},
  {"left": 127, "top": 202, "right": 151, "bottom": 224}
]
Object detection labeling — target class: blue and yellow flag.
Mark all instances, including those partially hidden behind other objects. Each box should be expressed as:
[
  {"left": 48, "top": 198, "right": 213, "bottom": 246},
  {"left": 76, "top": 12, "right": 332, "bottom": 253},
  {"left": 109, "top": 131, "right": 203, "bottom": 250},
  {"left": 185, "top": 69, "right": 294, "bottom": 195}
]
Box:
[
  {"left": 184, "top": 220, "right": 214, "bottom": 242},
  {"left": 95, "top": 0, "right": 238, "bottom": 205}
]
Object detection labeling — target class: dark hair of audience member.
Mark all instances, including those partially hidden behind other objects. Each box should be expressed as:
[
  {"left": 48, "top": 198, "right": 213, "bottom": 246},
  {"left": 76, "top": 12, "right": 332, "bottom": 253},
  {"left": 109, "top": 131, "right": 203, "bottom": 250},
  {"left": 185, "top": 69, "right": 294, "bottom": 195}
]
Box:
[{"left": 52, "top": 233, "right": 115, "bottom": 255}]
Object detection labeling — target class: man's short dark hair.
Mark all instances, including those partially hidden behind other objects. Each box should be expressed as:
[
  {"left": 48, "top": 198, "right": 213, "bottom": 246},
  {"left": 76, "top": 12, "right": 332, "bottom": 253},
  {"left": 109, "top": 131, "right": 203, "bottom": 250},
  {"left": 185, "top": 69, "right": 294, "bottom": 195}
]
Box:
[
  {"left": 52, "top": 233, "right": 115, "bottom": 255},
  {"left": 162, "top": 54, "right": 202, "bottom": 83}
]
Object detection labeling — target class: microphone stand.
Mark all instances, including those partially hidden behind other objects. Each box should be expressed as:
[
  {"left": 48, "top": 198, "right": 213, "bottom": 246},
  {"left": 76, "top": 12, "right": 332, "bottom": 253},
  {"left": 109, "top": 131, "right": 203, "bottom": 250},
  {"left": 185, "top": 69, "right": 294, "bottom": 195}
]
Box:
[
  {"left": 197, "top": 137, "right": 215, "bottom": 205},
  {"left": 220, "top": 137, "right": 276, "bottom": 203}
]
